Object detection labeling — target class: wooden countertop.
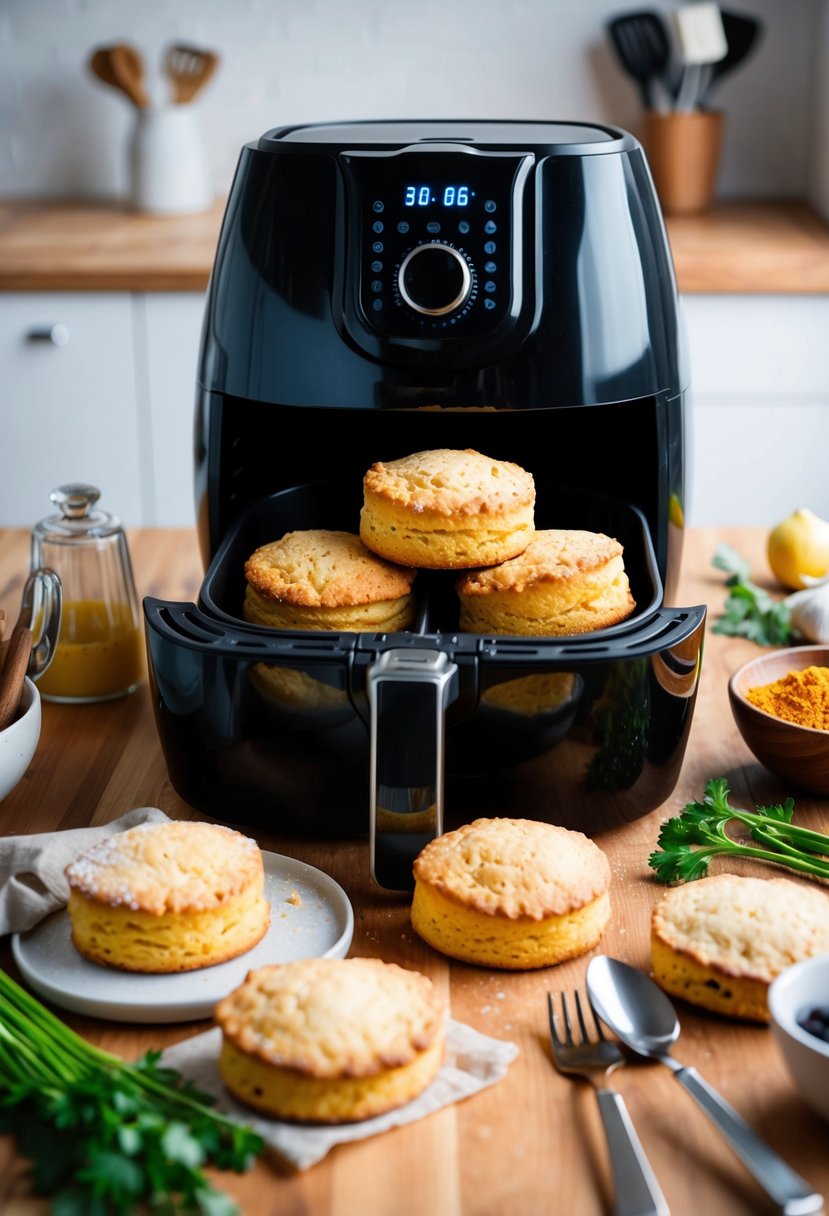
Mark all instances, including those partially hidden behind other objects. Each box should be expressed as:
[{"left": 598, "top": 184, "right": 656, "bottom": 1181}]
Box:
[
  {"left": 0, "top": 525, "right": 827, "bottom": 1216},
  {"left": 1, "top": 198, "right": 828, "bottom": 293}
]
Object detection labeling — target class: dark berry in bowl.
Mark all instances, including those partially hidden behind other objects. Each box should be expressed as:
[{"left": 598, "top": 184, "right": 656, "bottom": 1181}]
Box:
[{"left": 798, "top": 1005, "right": 829, "bottom": 1044}]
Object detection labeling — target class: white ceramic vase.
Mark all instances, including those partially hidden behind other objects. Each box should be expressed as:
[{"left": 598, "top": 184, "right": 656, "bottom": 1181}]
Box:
[{"left": 129, "top": 105, "right": 212, "bottom": 215}]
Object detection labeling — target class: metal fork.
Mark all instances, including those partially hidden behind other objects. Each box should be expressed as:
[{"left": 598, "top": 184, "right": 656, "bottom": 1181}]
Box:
[{"left": 547, "top": 991, "right": 670, "bottom": 1216}]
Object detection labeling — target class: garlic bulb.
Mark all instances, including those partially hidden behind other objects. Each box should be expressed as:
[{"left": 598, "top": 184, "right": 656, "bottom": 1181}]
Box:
[{"left": 787, "top": 575, "right": 829, "bottom": 643}]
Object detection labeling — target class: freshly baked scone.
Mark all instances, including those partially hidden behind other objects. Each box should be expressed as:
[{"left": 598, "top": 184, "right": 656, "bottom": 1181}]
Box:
[
  {"left": 651, "top": 874, "right": 829, "bottom": 1022},
  {"left": 411, "top": 817, "right": 611, "bottom": 969},
  {"left": 360, "top": 448, "right": 535, "bottom": 569},
  {"left": 244, "top": 529, "right": 416, "bottom": 632},
  {"left": 65, "top": 821, "right": 270, "bottom": 973},
  {"left": 457, "top": 528, "right": 635, "bottom": 636},
  {"left": 215, "top": 958, "right": 446, "bottom": 1123}
]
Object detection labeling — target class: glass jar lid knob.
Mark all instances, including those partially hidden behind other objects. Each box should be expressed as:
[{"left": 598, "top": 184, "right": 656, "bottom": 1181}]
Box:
[{"left": 50, "top": 484, "right": 101, "bottom": 520}]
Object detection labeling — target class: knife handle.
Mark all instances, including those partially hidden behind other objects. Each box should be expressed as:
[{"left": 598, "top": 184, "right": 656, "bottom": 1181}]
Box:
[
  {"left": 675, "top": 1066, "right": 823, "bottom": 1215},
  {"left": 596, "top": 1089, "right": 670, "bottom": 1216}
]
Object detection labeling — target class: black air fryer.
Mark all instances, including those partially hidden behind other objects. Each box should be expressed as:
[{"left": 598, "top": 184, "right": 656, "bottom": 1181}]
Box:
[{"left": 144, "top": 120, "right": 705, "bottom": 888}]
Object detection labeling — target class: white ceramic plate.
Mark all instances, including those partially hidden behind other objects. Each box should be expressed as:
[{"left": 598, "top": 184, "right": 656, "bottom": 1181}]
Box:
[{"left": 12, "top": 851, "right": 354, "bottom": 1024}]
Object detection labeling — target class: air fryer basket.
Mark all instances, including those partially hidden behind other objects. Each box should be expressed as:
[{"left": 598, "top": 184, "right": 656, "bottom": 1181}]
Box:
[
  {"left": 145, "top": 477, "right": 704, "bottom": 885},
  {"left": 199, "top": 478, "right": 662, "bottom": 630}
]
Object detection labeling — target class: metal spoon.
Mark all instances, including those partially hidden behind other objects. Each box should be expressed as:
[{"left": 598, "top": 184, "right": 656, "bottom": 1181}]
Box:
[{"left": 586, "top": 956, "right": 823, "bottom": 1216}]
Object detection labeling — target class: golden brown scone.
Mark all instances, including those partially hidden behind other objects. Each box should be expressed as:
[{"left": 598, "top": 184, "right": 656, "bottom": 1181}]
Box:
[
  {"left": 360, "top": 448, "right": 535, "bottom": 569},
  {"left": 411, "top": 817, "right": 611, "bottom": 969},
  {"left": 651, "top": 874, "right": 829, "bottom": 1022},
  {"left": 457, "top": 528, "right": 635, "bottom": 636},
  {"left": 215, "top": 958, "right": 446, "bottom": 1123},
  {"left": 65, "top": 822, "right": 270, "bottom": 973},
  {"left": 244, "top": 529, "right": 416, "bottom": 632}
]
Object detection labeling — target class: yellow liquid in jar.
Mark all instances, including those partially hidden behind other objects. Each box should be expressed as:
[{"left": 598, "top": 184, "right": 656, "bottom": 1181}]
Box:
[{"left": 37, "top": 600, "right": 144, "bottom": 701}]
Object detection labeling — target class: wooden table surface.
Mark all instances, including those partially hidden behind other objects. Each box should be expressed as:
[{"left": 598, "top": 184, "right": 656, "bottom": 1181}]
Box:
[
  {"left": 0, "top": 525, "right": 827, "bottom": 1216},
  {"left": 1, "top": 198, "right": 829, "bottom": 294}
]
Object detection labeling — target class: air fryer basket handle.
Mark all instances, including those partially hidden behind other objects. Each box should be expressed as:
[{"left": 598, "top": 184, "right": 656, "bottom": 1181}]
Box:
[{"left": 366, "top": 648, "right": 459, "bottom": 891}]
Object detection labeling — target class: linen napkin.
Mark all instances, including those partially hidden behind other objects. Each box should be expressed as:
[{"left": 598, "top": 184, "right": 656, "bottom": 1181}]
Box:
[
  {"left": 163, "top": 1019, "right": 519, "bottom": 1172},
  {"left": 0, "top": 806, "right": 171, "bottom": 934}
]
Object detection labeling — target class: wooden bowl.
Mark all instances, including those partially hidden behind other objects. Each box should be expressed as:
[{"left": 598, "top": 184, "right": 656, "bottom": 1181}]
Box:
[{"left": 728, "top": 646, "right": 829, "bottom": 793}]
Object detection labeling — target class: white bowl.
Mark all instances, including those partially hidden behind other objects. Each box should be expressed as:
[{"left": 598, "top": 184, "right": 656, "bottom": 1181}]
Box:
[
  {"left": 769, "top": 954, "right": 829, "bottom": 1124},
  {"left": 0, "top": 678, "right": 41, "bottom": 801}
]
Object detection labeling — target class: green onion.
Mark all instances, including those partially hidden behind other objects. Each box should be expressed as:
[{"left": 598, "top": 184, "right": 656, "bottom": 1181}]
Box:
[{"left": 0, "top": 968, "right": 263, "bottom": 1215}]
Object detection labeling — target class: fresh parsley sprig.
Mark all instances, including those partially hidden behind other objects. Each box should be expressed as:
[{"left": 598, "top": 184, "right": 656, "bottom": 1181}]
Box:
[
  {"left": 0, "top": 968, "right": 264, "bottom": 1215},
  {"left": 648, "top": 777, "right": 829, "bottom": 884},
  {"left": 711, "top": 545, "right": 793, "bottom": 646}
]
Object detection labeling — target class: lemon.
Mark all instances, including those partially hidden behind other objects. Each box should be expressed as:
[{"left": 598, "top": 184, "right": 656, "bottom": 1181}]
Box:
[{"left": 767, "top": 507, "right": 829, "bottom": 590}]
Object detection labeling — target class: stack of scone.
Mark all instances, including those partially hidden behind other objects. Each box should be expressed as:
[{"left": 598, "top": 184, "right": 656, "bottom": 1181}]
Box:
[
  {"left": 215, "top": 957, "right": 446, "bottom": 1123},
  {"left": 411, "top": 817, "right": 611, "bottom": 969},
  {"left": 358, "top": 448, "right": 634, "bottom": 722},
  {"left": 651, "top": 873, "right": 829, "bottom": 1022},
  {"left": 242, "top": 448, "right": 636, "bottom": 647},
  {"left": 65, "top": 821, "right": 270, "bottom": 973}
]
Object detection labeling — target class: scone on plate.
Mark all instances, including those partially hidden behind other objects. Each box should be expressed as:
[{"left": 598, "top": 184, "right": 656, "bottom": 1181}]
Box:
[
  {"left": 215, "top": 957, "right": 446, "bottom": 1123},
  {"left": 411, "top": 817, "right": 611, "bottom": 969},
  {"left": 360, "top": 448, "right": 535, "bottom": 570},
  {"left": 65, "top": 821, "right": 270, "bottom": 973},
  {"left": 244, "top": 529, "right": 417, "bottom": 632},
  {"left": 457, "top": 529, "right": 635, "bottom": 636},
  {"left": 651, "top": 873, "right": 829, "bottom": 1022}
]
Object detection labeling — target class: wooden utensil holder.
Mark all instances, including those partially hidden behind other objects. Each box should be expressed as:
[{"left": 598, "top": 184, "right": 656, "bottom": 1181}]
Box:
[{"left": 642, "top": 111, "right": 724, "bottom": 216}]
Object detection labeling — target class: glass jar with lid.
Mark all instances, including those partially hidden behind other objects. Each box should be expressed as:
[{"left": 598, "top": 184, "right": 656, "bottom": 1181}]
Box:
[{"left": 30, "top": 485, "right": 144, "bottom": 703}]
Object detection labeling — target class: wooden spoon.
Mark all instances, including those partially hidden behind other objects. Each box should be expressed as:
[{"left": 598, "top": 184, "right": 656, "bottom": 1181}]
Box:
[
  {"left": 0, "top": 622, "right": 33, "bottom": 732},
  {"left": 89, "top": 43, "right": 149, "bottom": 108},
  {"left": 164, "top": 43, "right": 219, "bottom": 105}
]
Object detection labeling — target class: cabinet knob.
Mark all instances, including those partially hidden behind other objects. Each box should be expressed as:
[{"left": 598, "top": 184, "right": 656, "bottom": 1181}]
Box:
[{"left": 26, "top": 324, "right": 69, "bottom": 347}]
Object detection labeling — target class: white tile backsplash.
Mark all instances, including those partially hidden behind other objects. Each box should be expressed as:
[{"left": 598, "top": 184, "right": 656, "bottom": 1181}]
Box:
[{"left": 0, "top": 0, "right": 825, "bottom": 205}]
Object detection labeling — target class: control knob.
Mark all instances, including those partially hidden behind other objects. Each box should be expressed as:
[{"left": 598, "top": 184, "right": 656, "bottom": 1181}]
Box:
[{"left": 398, "top": 243, "right": 472, "bottom": 316}]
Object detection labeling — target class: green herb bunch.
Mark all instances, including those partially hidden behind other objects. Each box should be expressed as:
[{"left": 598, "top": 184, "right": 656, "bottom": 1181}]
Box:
[
  {"left": 648, "top": 777, "right": 829, "bottom": 884},
  {"left": 0, "top": 969, "right": 263, "bottom": 1215},
  {"left": 711, "top": 545, "right": 793, "bottom": 646}
]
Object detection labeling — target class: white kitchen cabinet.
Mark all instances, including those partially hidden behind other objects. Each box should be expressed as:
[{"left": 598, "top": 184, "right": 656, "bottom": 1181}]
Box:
[
  {"left": 0, "top": 293, "right": 145, "bottom": 528},
  {"left": 136, "top": 293, "right": 206, "bottom": 527},
  {"left": 683, "top": 295, "right": 829, "bottom": 527}
]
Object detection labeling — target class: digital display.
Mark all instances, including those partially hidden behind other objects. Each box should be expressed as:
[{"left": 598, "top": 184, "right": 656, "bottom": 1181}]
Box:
[{"left": 404, "top": 185, "right": 472, "bottom": 207}]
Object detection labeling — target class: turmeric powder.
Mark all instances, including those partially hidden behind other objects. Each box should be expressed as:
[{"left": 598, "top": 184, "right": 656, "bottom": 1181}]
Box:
[{"left": 746, "top": 665, "right": 829, "bottom": 730}]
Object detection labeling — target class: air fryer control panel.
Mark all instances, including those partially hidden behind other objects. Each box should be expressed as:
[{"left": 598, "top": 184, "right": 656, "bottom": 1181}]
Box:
[{"left": 340, "top": 148, "right": 533, "bottom": 344}]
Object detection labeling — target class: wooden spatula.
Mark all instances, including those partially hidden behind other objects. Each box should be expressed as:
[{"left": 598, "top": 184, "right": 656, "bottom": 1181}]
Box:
[{"left": 164, "top": 44, "right": 219, "bottom": 105}]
